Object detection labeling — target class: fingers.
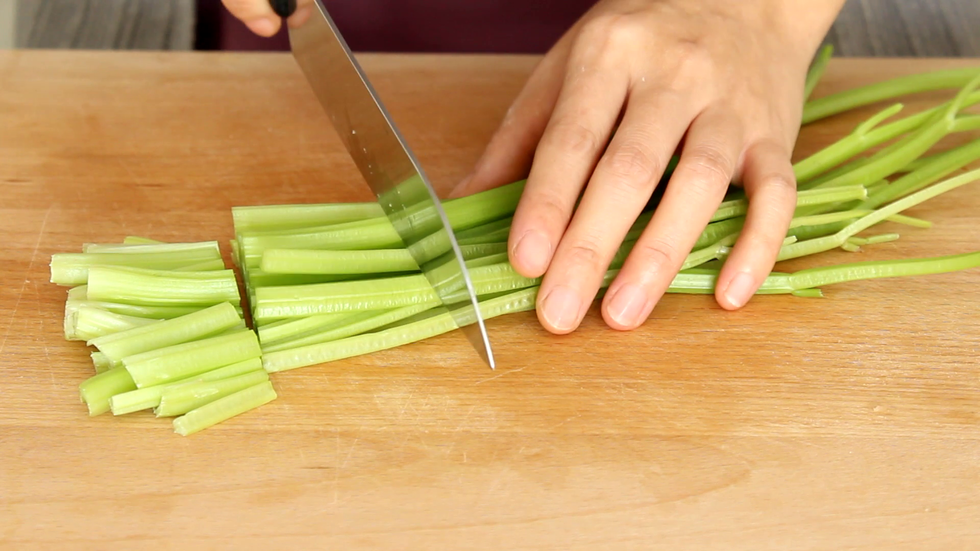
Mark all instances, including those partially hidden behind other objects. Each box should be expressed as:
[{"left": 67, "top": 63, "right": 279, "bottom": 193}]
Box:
[
  {"left": 505, "top": 44, "right": 631, "bottom": 282},
  {"left": 714, "top": 139, "right": 797, "bottom": 310},
  {"left": 600, "top": 107, "right": 743, "bottom": 330},
  {"left": 447, "top": 44, "right": 570, "bottom": 200},
  {"left": 222, "top": 0, "right": 313, "bottom": 37},
  {"left": 532, "top": 88, "right": 698, "bottom": 334}
]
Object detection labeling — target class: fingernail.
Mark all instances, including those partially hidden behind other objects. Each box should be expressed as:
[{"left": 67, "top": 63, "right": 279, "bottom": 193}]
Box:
[
  {"left": 249, "top": 17, "right": 278, "bottom": 36},
  {"left": 606, "top": 284, "right": 649, "bottom": 328},
  {"left": 723, "top": 272, "right": 756, "bottom": 309},
  {"left": 512, "top": 230, "right": 552, "bottom": 275},
  {"left": 541, "top": 286, "right": 583, "bottom": 333}
]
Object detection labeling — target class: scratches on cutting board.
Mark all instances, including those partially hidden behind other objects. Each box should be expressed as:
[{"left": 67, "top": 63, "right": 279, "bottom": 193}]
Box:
[
  {"left": 0, "top": 205, "right": 52, "bottom": 358},
  {"left": 475, "top": 366, "right": 526, "bottom": 385}
]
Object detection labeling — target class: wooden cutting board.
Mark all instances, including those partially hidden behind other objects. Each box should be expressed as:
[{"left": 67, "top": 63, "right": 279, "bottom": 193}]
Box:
[{"left": 1, "top": 51, "right": 978, "bottom": 550}]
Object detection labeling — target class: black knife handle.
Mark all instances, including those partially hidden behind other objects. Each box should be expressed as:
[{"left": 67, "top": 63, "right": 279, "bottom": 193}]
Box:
[{"left": 268, "top": 0, "right": 297, "bottom": 18}]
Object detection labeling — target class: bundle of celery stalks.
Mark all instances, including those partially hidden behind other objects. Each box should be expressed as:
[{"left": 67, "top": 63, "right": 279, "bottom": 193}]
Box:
[{"left": 51, "top": 48, "right": 980, "bottom": 435}]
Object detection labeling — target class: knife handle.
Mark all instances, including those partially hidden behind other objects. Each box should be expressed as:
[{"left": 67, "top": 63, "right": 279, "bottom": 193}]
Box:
[{"left": 268, "top": 0, "right": 297, "bottom": 18}]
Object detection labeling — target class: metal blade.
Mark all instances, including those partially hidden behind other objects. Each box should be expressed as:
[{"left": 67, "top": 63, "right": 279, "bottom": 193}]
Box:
[{"left": 286, "top": 1, "right": 495, "bottom": 369}]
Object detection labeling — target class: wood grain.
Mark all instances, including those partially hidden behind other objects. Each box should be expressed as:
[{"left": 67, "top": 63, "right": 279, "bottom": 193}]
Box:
[{"left": 1, "top": 51, "right": 979, "bottom": 550}]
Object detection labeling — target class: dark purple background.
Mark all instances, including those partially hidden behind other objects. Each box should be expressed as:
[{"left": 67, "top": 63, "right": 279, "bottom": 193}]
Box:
[{"left": 195, "top": 0, "right": 596, "bottom": 53}]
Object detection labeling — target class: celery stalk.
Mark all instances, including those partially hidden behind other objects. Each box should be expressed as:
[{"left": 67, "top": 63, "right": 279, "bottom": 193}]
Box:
[
  {"left": 109, "top": 357, "right": 264, "bottom": 415},
  {"left": 172, "top": 381, "right": 277, "bottom": 436},
  {"left": 123, "top": 329, "right": 262, "bottom": 388},
  {"left": 89, "top": 302, "right": 245, "bottom": 365},
  {"left": 156, "top": 370, "right": 270, "bottom": 417},
  {"left": 79, "top": 368, "right": 137, "bottom": 416}
]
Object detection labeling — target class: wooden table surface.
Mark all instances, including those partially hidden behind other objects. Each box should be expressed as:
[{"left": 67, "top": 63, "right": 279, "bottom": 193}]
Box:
[{"left": 1, "top": 51, "right": 978, "bottom": 550}]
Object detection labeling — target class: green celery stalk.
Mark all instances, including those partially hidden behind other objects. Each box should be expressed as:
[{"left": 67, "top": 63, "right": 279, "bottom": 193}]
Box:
[
  {"left": 66, "top": 306, "right": 159, "bottom": 341},
  {"left": 50, "top": 243, "right": 223, "bottom": 286},
  {"left": 779, "top": 168, "right": 980, "bottom": 261},
  {"left": 79, "top": 368, "right": 137, "bottom": 416},
  {"left": 262, "top": 304, "right": 436, "bottom": 352},
  {"left": 91, "top": 351, "right": 111, "bottom": 374},
  {"left": 123, "top": 329, "right": 262, "bottom": 388},
  {"left": 109, "top": 357, "right": 264, "bottom": 415},
  {"left": 172, "top": 381, "right": 277, "bottom": 436},
  {"left": 802, "top": 66, "right": 980, "bottom": 124},
  {"left": 803, "top": 44, "right": 834, "bottom": 102},
  {"left": 260, "top": 248, "right": 419, "bottom": 275},
  {"left": 88, "top": 302, "right": 244, "bottom": 365},
  {"left": 232, "top": 202, "right": 383, "bottom": 233},
  {"left": 85, "top": 266, "right": 241, "bottom": 307},
  {"left": 156, "top": 370, "right": 270, "bottom": 417},
  {"left": 866, "top": 137, "right": 980, "bottom": 208}
]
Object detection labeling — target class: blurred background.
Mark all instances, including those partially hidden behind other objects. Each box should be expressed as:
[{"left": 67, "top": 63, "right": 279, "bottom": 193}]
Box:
[{"left": 0, "top": 0, "right": 978, "bottom": 56}]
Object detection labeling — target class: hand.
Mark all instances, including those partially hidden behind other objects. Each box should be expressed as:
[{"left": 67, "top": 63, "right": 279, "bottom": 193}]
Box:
[
  {"left": 221, "top": 0, "right": 315, "bottom": 37},
  {"left": 452, "top": 0, "right": 845, "bottom": 334}
]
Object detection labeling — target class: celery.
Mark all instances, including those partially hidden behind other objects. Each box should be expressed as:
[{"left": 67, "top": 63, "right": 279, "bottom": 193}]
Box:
[
  {"left": 79, "top": 368, "right": 137, "bottom": 416},
  {"left": 86, "top": 266, "right": 240, "bottom": 307},
  {"left": 123, "top": 329, "right": 262, "bottom": 388},
  {"left": 262, "top": 305, "right": 435, "bottom": 352},
  {"left": 803, "top": 66, "right": 980, "bottom": 124},
  {"left": 232, "top": 201, "right": 382, "bottom": 233},
  {"left": 89, "top": 302, "right": 244, "bottom": 365},
  {"left": 66, "top": 306, "right": 159, "bottom": 341},
  {"left": 779, "top": 169, "right": 980, "bottom": 261},
  {"left": 91, "top": 351, "right": 111, "bottom": 374},
  {"left": 109, "top": 357, "right": 264, "bottom": 415},
  {"left": 50, "top": 242, "right": 223, "bottom": 286},
  {"left": 65, "top": 299, "right": 229, "bottom": 320},
  {"left": 172, "top": 381, "right": 277, "bottom": 436},
  {"left": 710, "top": 185, "right": 868, "bottom": 222},
  {"left": 865, "top": 138, "right": 980, "bottom": 208},
  {"left": 803, "top": 44, "right": 833, "bottom": 102},
  {"left": 260, "top": 248, "right": 419, "bottom": 275},
  {"left": 156, "top": 370, "right": 270, "bottom": 417}
]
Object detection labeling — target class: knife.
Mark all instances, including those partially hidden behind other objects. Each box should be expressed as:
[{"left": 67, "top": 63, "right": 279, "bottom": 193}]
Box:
[{"left": 268, "top": 0, "right": 496, "bottom": 369}]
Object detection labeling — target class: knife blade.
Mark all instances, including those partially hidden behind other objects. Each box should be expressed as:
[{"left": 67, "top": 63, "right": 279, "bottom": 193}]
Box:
[{"left": 271, "top": 0, "right": 496, "bottom": 369}]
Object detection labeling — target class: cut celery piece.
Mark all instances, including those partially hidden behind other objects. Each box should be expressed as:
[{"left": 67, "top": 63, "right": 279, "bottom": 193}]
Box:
[
  {"left": 156, "top": 370, "right": 270, "bottom": 417},
  {"left": 89, "top": 302, "right": 244, "bottom": 365},
  {"left": 109, "top": 357, "right": 264, "bottom": 415},
  {"left": 79, "top": 368, "right": 137, "bottom": 416},
  {"left": 85, "top": 266, "right": 240, "bottom": 307},
  {"left": 172, "top": 381, "right": 277, "bottom": 436},
  {"left": 123, "top": 329, "right": 262, "bottom": 388},
  {"left": 66, "top": 306, "right": 159, "bottom": 341},
  {"left": 92, "top": 351, "right": 111, "bottom": 374},
  {"left": 50, "top": 243, "right": 223, "bottom": 286},
  {"left": 803, "top": 44, "right": 833, "bottom": 102},
  {"left": 65, "top": 299, "right": 232, "bottom": 320},
  {"left": 232, "top": 202, "right": 383, "bottom": 233}
]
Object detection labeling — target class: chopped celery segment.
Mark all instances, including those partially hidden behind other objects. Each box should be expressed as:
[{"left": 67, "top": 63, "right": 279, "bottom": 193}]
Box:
[
  {"left": 86, "top": 266, "right": 241, "bottom": 307},
  {"left": 66, "top": 306, "right": 159, "bottom": 341},
  {"left": 156, "top": 370, "right": 270, "bottom": 417},
  {"left": 79, "top": 368, "right": 137, "bottom": 416},
  {"left": 89, "top": 302, "right": 245, "bottom": 365},
  {"left": 109, "top": 357, "right": 264, "bottom": 415},
  {"left": 123, "top": 329, "right": 262, "bottom": 388},
  {"left": 51, "top": 241, "right": 223, "bottom": 286},
  {"left": 172, "top": 381, "right": 277, "bottom": 436}
]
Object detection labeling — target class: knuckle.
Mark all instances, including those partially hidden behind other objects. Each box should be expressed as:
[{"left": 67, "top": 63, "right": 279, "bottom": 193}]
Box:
[
  {"left": 683, "top": 145, "right": 736, "bottom": 188},
  {"left": 756, "top": 172, "right": 798, "bottom": 206},
  {"left": 603, "top": 144, "right": 662, "bottom": 191},
  {"left": 563, "top": 240, "right": 605, "bottom": 271},
  {"left": 547, "top": 119, "right": 603, "bottom": 157},
  {"left": 633, "top": 238, "right": 679, "bottom": 271}
]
